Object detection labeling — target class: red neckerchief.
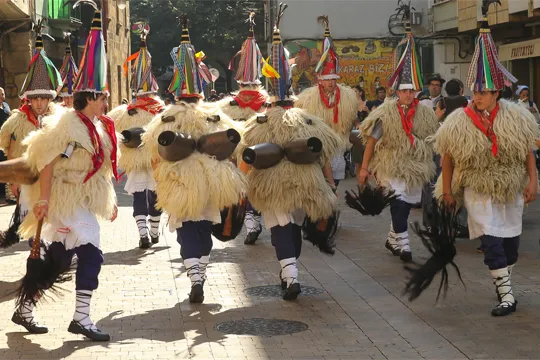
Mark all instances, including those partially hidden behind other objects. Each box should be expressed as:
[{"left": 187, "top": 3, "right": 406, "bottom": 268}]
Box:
[
  {"left": 318, "top": 84, "right": 341, "bottom": 123},
  {"left": 233, "top": 90, "right": 267, "bottom": 111},
  {"left": 464, "top": 104, "right": 499, "bottom": 157},
  {"left": 397, "top": 99, "right": 419, "bottom": 147},
  {"left": 99, "top": 115, "right": 120, "bottom": 181},
  {"left": 127, "top": 97, "right": 163, "bottom": 115},
  {"left": 77, "top": 112, "right": 104, "bottom": 183},
  {"left": 18, "top": 104, "right": 39, "bottom": 128}
]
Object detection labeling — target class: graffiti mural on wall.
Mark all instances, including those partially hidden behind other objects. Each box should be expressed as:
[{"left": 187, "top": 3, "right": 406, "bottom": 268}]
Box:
[{"left": 285, "top": 39, "right": 398, "bottom": 100}]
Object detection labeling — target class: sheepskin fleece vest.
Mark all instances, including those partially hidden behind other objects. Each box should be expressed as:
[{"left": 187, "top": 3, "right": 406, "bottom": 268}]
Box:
[
  {"left": 360, "top": 99, "right": 438, "bottom": 189},
  {"left": 433, "top": 99, "right": 539, "bottom": 203}
]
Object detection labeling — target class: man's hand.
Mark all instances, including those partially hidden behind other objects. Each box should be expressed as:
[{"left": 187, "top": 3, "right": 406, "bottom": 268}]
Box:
[
  {"left": 33, "top": 199, "right": 48, "bottom": 220},
  {"left": 357, "top": 168, "right": 370, "bottom": 186},
  {"left": 111, "top": 205, "right": 118, "bottom": 222},
  {"left": 442, "top": 193, "right": 456, "bottom": 208},
  {"left": 9, "top": 183, "right": 20, "bottom": 198},
  {"left": 523, "top": 180, "right": 538, "bottom": 204}
]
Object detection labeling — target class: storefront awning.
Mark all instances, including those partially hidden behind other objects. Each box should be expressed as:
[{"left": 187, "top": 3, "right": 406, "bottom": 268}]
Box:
[{"left": 499, "top": 38, "right": 540, "bottom": 61}]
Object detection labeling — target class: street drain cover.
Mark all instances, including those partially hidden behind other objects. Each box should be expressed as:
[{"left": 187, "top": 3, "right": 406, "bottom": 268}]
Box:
[
  {"left": 215, "top": 318, "right": 308, "bottom": 337},
  {"left": 244, "top": 285, "right": 324, "bottom": 298}
]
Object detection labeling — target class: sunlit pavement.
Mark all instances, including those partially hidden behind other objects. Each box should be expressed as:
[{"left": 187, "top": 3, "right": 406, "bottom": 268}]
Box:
[{"left": 1, "top": 177, "right": 540, "bottom": 359}]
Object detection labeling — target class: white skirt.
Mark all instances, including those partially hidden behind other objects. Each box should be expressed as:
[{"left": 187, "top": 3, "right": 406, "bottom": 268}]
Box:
[
  {"left": 262, "top": 209, "right": 306, "bottom": 230},
  {"left": 124, "top": 169, "right": 156, "bottom": 195},
  {"left": 330, "top": 152, "right": 346, "bottom": 181},
  {"left": 380, "top": 177, "right": 422, "bottom": 204},
  {"left": 464, "top": 187, "right": 524, "bottom": 239},
  {"left": 42, "top": 207, "right": 101, "bottom": 250},
  {"left": 167, "top": 206, "right": 222, "bottom": 232}
]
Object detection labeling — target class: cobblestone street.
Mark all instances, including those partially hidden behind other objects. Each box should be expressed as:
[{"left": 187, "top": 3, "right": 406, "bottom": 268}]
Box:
[{"left": 1, "top": 177, "right": 540, "bottom": 359}]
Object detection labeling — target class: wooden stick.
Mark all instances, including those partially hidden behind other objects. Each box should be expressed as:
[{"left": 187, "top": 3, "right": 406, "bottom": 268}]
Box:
[{"left": 29, "top": 220, "right": 44, "bottom": 260}]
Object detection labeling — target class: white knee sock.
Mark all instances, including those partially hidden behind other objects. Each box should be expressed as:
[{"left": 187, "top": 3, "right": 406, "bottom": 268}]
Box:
[
  {"left": 73, "top": 290, "right": 97, "bottom": 331},
  {"left": 396, "top": 231, "right": 410, "bottom": 252},
  {"left": 184, "top": 258, "right": 202, "bottom": 286},
  {"left": 245, "top": 211, "right": 262, "bottom": 234},
  {"left": 508, "top": 264, "right": 515, "bottom": 279},
  {"left": 134, "top": 215, "right": 148, "bottom": 237},
  {"left": 19, "top": 300, "right": 37, "bottom": 324},
  {"left": 199, "top": 255, "right": 210, "bottom": 283},
  {"left": 387, "top": 227, "right": 399, "bottom": 248},
  {"left": 279, "top": 258, "right": 299, "bottom": 287},
  {"left": 491, "top": 267, "right": 515, "bottom": 306},
  {"left": 149, "top": 216, "right": 160, "bottom": 239}
]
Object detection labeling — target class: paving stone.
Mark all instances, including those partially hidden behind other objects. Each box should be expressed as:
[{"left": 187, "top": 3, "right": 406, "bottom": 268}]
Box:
[{"left": 1, "top": 178, "right": 540, "bottom": 359}]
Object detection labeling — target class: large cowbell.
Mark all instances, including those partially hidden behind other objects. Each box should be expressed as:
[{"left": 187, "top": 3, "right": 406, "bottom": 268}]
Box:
[
  {"left": 283, "top": 137, "right": 322, "bottom": 164},
  {"left": 197, "top": 129, "right": 241, "bottom": 161},
  {"left": 121, "top": 127, "right": 145, "bottom": 148},
  {"left": 243, "top": 137, "right": 323, "bottom": 170},
  {"left": 157, "top": 131, "right": 197, "bottom": 162},
  {"left": 242, "top": 143, "right": 284, "bottom": 169},
  {"left": 157, "top": 128, "right": 241, "bottom": 162}
]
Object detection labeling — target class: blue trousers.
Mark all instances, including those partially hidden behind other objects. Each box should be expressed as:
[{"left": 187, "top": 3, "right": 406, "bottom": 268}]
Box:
[
  {"left": 176, "top": 220, "right": 213, "bottom": 259},
  {"left": 270, "top": 223, "right": 302, "bottom": 260},
  {"left": 390, "top": 199, "right": 412, "bottom": 233},
  {"left": 133, "top": 190, "right": 161, "bottom": 217},
  {"left": 480, "top": 235, "right": 519, "bottom": 270},
  {"left": 47, "top": 242, "right": 103, "bottom": 290}
]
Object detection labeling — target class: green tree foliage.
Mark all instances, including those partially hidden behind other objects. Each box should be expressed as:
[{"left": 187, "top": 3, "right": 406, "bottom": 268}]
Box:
[{"left": 130, "top": 0, "right": 266, "bottom": 90}]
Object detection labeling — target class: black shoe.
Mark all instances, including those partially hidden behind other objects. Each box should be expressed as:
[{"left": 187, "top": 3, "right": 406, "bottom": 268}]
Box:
[
  {"left": 151, "top": 235, "right": 159, "bottom": 244},
  {"left": 139, "top": 236, "right": 151, "bottom": 249},
  {"left": 189, "top": 283, "right": 204, "bottom": 303},
  {"left": 244, "top": 229, "right": 262, "bottom": 245},
  {"left": 491, "top": 300, "right": 517, "bottom": 317},
  {"left": 283, "top": 283, "right": 301, "bottom": 301},
  {"left": 385, "top": 240, "right": 401, "bottom": 256},
  {"left": 68, "top": 320, "right": 110, "bottom": 341},
  {"left": 400, "top": 250, "right": 413, "bottom": 263},
  {"left": 11, "top": 311, "right": 48, "bottom": 334}
]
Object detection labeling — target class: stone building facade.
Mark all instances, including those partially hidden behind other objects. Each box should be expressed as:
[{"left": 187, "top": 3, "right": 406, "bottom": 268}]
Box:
[
  {"left": 102, "top": 0, "right": 131, "bottom": 109},
  {"left": 0, "top": 31, "right": 32, "bottom": 109},
  {"left": 0, "top": 0, "right": 130, "bottom": 110}
]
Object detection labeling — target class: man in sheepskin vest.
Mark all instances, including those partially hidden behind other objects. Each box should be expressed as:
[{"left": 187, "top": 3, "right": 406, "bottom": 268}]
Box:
[
  {"left": 0, "top": 27, "right": 61, "bottom": 224},
  {"left": 357, "top": 18, "right": 438, "bottom": 263},
  {"left": 109, "top": 29, "right": 163, "bottom": 249},
  {"left": 142, "top": 16, "right": 246, "bottom": 304},
  {"left": 294, "top": 16, "right": 357, "bottom": 190},
  {"left": 11, "top": 5, "right": 118, "bottom": 341},
  {"left": 434, "top": 3, "right": 539, "bottom": 317},
  {"left": 216, "top": 12, "right": 269, "bottom": 245},
  {"left": 238, "top": 7, "right": 341, "bottom": 301}
]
